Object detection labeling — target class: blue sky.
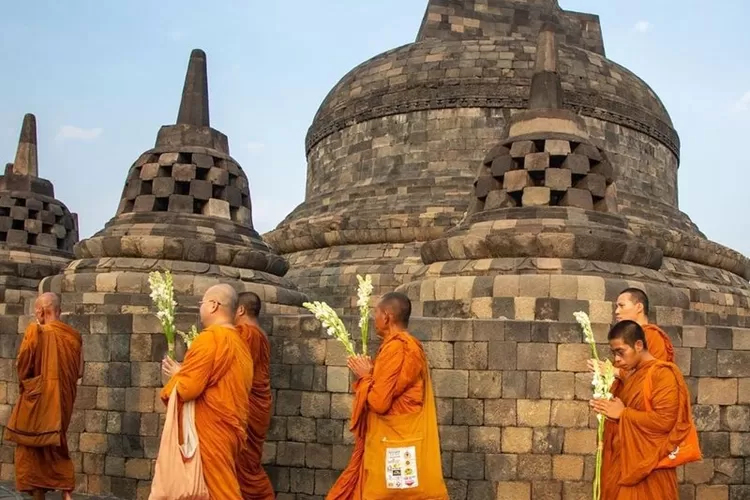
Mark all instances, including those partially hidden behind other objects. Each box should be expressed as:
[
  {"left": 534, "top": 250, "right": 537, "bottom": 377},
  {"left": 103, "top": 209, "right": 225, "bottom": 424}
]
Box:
[{"left": 1, "top": 1, "right": 748, "bottom": 257}]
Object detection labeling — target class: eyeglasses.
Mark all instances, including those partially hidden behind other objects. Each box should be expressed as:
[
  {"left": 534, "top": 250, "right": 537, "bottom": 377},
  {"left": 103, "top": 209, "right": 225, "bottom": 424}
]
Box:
[{"left": 199, "top": 299, "right": 224, "bottom": 307}]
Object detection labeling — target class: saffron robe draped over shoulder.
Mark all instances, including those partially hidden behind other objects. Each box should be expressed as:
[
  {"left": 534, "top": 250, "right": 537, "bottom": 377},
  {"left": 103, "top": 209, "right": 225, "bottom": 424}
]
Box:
[
  {"left": 161, "top": 324, "right": 253, "bottom": 500},
  {"left": 235, "top": 324, "right": 274, "bottom": 499},
  {"left": 14, "top": 321, "right": 82, "bottom": 493},
  {"left": 327, "top": 330, "right": 448, "bottom": 500},
  {"left": 601, "top": 323, "right": 675, "bottom": 498},
  {"left": 640, "top": 324, "right": 674, "bottom": 364},
  {"left": 603, "top": 359, "right": 692, "bottom": 500}
]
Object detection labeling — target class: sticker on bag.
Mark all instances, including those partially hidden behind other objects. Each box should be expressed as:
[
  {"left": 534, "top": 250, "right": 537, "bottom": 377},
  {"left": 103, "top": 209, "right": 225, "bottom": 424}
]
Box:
[{"left": 385, "top": 446, "right": 419, "bottom": 489}]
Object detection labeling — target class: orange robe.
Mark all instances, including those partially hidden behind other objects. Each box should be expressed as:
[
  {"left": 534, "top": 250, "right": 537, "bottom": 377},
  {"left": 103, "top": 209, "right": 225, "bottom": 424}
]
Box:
[
  {"left": 601, "top": 324, "right": 674, "bottom": 499},
  {"left": 235, "top": 323, "right": 274, "bottom": 499},
  {"left": 161, "top": 324, "right": 253, "bottom": 500},
  {"left": 604, "top": 359, "right": 692, "bottom": 499},
  {"left": 327, "top": 330, "right": 448, "bottom": 500},
  {"left": 641, "top": 324, "right": 674, "bottom": 363},
  {"left": 14, "top": 321, "right": 82, "bottom": 493}
]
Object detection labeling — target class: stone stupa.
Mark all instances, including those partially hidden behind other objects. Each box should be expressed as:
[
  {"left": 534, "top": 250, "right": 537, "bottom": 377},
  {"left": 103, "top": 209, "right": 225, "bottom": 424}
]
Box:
[
  {"left": 400, "top": 24, "right": 679, "bottom": 320},
  {"left": 21, "top": 49, "right": 308, "bottom": 498},
  {"left": 0, "top": 113, "right": 78, "bottom": 330},
  {"left": 46, "top": 49, "right": 308, "bottom": 316},
  {"left": 0, "top": 113, "right": 79, "bottom": 484}
]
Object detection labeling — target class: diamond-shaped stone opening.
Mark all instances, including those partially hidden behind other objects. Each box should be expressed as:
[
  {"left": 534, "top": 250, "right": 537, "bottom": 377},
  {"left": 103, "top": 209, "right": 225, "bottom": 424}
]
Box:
[
  {"left": 476, "top": 138, "right": 616, "bottom": 213},
  {"left": 118, "top": 149, "right": 252, "bottom": 223}
]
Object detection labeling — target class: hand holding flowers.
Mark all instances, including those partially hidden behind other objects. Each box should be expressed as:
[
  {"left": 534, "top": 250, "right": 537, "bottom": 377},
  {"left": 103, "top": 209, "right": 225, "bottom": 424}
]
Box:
[
  {"left": 302, "top": 274, "right": 374, "bottom": 358},
  {"left": 148, "top": 270, "right": 200, "bottom": 359},
  {"left": 347, "top": 355, "right": 373, "bottom": 379},
  {"left": 161, "top": 357, "right": 181, "bottom": 378},
  {"left": 589, "top": 397, "right": 625, "bottom": 420}
]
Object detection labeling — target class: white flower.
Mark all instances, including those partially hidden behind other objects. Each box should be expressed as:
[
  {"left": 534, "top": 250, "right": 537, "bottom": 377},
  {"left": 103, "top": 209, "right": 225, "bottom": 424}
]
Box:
[
  {"left": 356, "top": 274, "right": 373, "bottom": 356},
  {"left": 303, "top": 301, "right": 356, "bottom": 357},
  {"left": 356, "top": 274, "right": 373, "bottom": 308},
  {"left": 149, "top": 270, "right": 179, "bottom": 355},
  {"left": 591, "top": 359, "right": 616, "bottom": 422},
  {"left": 573, "top": 311, "right": 595, "bottom": 344}
]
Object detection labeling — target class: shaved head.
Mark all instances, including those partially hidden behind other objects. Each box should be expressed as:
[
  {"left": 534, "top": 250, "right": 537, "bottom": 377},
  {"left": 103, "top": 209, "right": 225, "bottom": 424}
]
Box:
[
  {"left": 378, "top": 292, "right": 412, "bottom": 328},
  {"left": 608, "top": 320, "right": 650, "bottom": 371},
  {"left": 620, "top": 288, "right": 649, "bottom": 316},
  {"left": 200, "top": 284, "right": 238, "bottom": 326},
  {"left": 608, "top": 320, "right": 648, "bottom": 350},
  {"left": 35, "top": 292, "right": 61, "bottom": 324},
  {"left": 237, "top": 292, "right": 261, "bottom": 318},
  {"left": 36, "top": 292, "right": 60, "bottom": 310},
  {"left": 204, "top": 284, "right": 238, "bottom": 314}
]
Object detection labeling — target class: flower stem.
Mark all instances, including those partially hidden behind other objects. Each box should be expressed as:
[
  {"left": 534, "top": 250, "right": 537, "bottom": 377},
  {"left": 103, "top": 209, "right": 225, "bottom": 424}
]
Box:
[
  {"left": 592, "top": 418, "right": 605, "bottom": 500},
  {"left": 589, "top": 340, "right": 600, "bottom": 362}
]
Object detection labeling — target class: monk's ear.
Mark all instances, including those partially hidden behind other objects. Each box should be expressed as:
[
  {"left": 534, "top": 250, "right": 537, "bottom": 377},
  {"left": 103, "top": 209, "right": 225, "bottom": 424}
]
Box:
[
  {"left": 237, "top": 305, "right": 245, "bottom": 317},
  {"left": 635, "top": 339, "right": 644, "bottom": 352}
]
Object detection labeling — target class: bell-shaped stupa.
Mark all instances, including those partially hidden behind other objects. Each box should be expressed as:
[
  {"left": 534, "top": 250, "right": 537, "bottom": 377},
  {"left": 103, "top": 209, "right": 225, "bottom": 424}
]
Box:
[
  {"left": 48, "top": 49, "right": 308, "bottom": 314},
  {"left": 0, "top": 113, "right": 78, "bottom": 320}
]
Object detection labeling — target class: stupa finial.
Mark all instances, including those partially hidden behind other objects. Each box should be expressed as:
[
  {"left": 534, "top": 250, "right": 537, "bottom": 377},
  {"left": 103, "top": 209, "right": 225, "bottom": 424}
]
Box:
[
  {"left": 528, "top": 24, "right": 563, "bottom": 110},
  {"left": 12, "top": 113, "right": 38, "bottom": 177},
  {"left": 176, "top": 49, "right": 210, "bottom": 127}
]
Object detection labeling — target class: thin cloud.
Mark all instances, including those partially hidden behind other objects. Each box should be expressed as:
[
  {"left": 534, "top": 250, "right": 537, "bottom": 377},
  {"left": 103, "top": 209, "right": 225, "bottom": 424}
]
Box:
[
  {"left": 246, "top": 141, "right": 265, "bottom": 153},
  {"left": 55, "top": 125, "right": 102, "bottom": 142},
  {"left": 734, "top": 91, "right": 750, "bottom": 112},
  {"left": 634, "top": 21, "right": 651, "bottom": 33}
]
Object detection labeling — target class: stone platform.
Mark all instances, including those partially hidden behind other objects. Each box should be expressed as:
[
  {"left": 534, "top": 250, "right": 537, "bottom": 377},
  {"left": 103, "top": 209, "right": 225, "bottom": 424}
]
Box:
[
  {"left": 260, "top": 313, "right": 749, "bottom": 500},
  {"left": 0, "top": 483, "right": 122, "bottom": 500}
]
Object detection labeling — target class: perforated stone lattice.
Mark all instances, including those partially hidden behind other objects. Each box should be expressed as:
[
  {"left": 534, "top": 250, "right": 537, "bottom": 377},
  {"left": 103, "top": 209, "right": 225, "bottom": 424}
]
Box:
[
  {"left": 0, "top": 193, "right": 77, "bottom": 251},
  {"left": 116, "top": 150, "right": 252, "bottom": 225},
  {"left": 475, "top": 137, "right": 616, "bottom": 212}
]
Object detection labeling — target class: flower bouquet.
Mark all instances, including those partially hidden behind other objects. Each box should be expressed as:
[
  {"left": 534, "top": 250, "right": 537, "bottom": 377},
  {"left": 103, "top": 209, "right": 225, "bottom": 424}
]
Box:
[
  {"left": 148, "top": 270, "right": 200, "bottom": 358},
  {"left": 574, "top": 311, "right": 616, "bottom": 500},
  {"left": 303, "top": 274, "right": 374, "bottom": 357},
  {"left": 178, "top": 325, "right": 200, "bottom": 349},
  {"left": 356, "top": 274, "right": 373, "bottom": 355}
]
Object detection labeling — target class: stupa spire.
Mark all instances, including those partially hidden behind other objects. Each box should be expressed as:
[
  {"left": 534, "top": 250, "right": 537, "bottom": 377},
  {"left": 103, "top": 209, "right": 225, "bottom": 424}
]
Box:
[
  {"left": 176, "top": 49, "right": 210, "bottom": 127},
  {"left": 12, "top": 113, "right": 38, "bottom": 177},
  {"left": 528, "top": 24, "right": 563, "bottom": 110}
]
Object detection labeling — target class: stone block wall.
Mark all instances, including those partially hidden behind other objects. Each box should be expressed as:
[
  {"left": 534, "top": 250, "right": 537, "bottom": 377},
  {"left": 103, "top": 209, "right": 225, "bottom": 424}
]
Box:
[
  {"left": 280, "top": 243, "right": 424, "bottom": 313},
  {"left": 0, "top": 255, "right": 302, "bottom": 499},
  {"left": 267, "top": 105, "right": 693, "bottom": 312},
  {"left": 0, "top": 309, "right": 749, "bottom": 498},
  {"left": 416, "top": 0, "right": 606, "bottom": 57},
  {"left": 265, "top": 314, "right": 750, "bottom": 500}
]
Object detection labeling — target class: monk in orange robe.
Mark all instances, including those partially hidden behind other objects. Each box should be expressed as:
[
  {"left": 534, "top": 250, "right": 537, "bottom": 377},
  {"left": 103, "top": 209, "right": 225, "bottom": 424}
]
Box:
[
  {"left": 327, "top": 292, "right": 448, "bottom": 500},
  {"left": 161, "top": 284, "right": 253, "bottom": 499},
  {"left": 234, "top": 291, "right": 274, "bottom": 499},
  {"left": 590, "top": 320, "right": 693, "bottom": 499},
  {"left": 11, "top": 293, "right": 83, "bottom": 500},
  {"left": 613, "top": 288, "right": 674, "bottom": 362},
  {"left": 588, "top": 288, "right": 676, "bottom": 498}
]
